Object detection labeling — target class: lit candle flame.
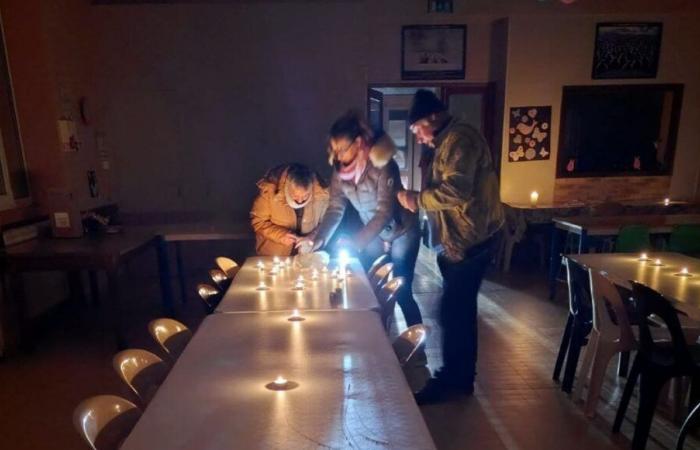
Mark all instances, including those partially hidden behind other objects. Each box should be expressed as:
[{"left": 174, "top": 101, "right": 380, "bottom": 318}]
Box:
[
  {"left": 654, "top": 259, "right": 662, "bottom": 266},
  {"left": 639, "top": 253, "right": 649, "bottom": 261},
  {"left": 273, "top": 256, "right": 280, "bottom": 264},
  {"left": 664, "top": 198, "right": 670, "bottom": 206},
  {"left": 311, "top": 269, "right": 319, "bottom": 280},
  {"left": 274, "top": 375, "right": 287, "bottom": 386},
  {"left": 530, "top": 191, "right": 539, "bottom": 206},
  {"left": 285, "top": 257, "right": 292, "bottom": 266},
  {"left": 682, "top": 267, "right": 689, "bottom": 275},
  {"left": 257, "top": 282, "right": 268, "bottom": 291}
]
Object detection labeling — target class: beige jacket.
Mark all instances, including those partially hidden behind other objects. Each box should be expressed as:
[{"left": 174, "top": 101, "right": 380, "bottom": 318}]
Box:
[
  {"left": 418, "top": 117, "right": 504, "bottom": 262},
  {"left": 250, "top": 165, "right": 329, "bottom": 256}
]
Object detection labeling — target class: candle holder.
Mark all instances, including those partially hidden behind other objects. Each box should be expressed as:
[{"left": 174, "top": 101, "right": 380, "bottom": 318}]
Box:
[
  {"left": 287, "top": 309, "right": 305, "bottom": 322},
  {"left": 292, "top": 281, "right": 305, "bottom": 291},
  {"left": 256, "top": 282, "right": 269, "bottom": 291},
  {"left": 650, "top": 259, "right": 664, "bottom": 267},
  {"left": 675, "top": 267, "right": 693, "bottom": 277},
  {"left": 638, "top": 253, "right": 651, "bottom": 262},
  {"left": 265, "top": 375, "right": 299, "bottom": 391}
]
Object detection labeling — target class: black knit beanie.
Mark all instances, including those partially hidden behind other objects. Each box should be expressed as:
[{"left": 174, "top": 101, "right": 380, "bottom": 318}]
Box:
[{"left": 409, "top": 89, "right": 446, "bottom": 124}]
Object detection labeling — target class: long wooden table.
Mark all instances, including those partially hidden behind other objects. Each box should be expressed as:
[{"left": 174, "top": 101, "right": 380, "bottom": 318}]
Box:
[
  {"left": 548, "top": 214, "right": 700, "bottom": 298},
  {"left": 566, "top": 252, "right": 700, "bottom": 322},
  {"left": 216, "top": 256, "right": 380, "bottom": 313},
  {"left": 121, "top": 311, "right": 436, "bottom": 450}
]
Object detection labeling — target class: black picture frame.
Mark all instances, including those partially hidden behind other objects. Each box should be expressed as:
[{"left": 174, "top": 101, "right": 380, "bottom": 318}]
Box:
[
  {"left": 401, "top": 25, "right": 466, "bottom": 80},
  {"left": 592, "top": 22, "right": 663, "bottom": 79}
]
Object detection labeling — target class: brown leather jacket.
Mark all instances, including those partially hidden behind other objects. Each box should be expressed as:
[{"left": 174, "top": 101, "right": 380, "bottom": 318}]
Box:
[{"left": 250, "top": 165, "right": 329, "bottom": 256}]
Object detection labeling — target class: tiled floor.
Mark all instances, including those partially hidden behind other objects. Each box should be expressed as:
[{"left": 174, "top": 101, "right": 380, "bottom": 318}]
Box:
[{"left": 0, "top": 246, "right": 697, "bottom": 449}]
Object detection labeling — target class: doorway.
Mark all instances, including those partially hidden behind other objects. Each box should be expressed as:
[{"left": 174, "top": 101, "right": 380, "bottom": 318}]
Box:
[{"left": 367, "top": 83, "right": 497, "bottom": 190}]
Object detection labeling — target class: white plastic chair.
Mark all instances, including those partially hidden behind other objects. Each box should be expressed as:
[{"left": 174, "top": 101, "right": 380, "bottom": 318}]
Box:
[
  {"left": 574, "top": 270, "right": 637, "bottom": 417},
  {"left": 378, "top": 276, "right": 404, "bottom": 330},
  {"left": 112, "top": 349, "right": 169, "bottom": 406},
  {"left": 371, "top": 262, "right": 394, "bottom": 291},
  {"left": 215, "top": 257, "right": 239, "bottom": 278},
  {"left": 148, "top": 318, "right": 192, "bottom": 361},
  {"left": 73, "top": 394, "right": 141, "bottom": 450},
  {"left": 197, "top": 283, "right": 220, "bottom": 314}
]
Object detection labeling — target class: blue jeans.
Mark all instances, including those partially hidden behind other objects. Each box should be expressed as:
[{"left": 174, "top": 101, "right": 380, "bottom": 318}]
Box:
[
  {"left": 361, "top": 224, "right": 423, "bottom": 326},
  {"left": 436, "top": 235, "right": 498, "bottom": 388}
]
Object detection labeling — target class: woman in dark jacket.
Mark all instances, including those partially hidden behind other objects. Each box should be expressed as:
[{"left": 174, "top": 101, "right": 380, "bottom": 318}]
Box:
[{"left": 310, "top": 111, "right": 423, "bottom": 326}]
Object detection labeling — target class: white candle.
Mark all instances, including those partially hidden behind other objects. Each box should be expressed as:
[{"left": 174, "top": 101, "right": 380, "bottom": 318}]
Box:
[
  {"left": 293, "top": 281, "right": 304, "bottom": 290},
  {"left": 311, "top": 269, "right": 319, "bottom": 280},
  {"left": 257, "top": 261, "right": 265, "bottom": 271},
  {"left": 274, "top": 375, "right": 288, "bottom": 386},
  {"left": 273, "top": 256, "right": 280, "bottom": 264},
  {"left": 257, "top": 281, "right": 269, "bottom": 291},
  {"left": 296, "top": 275, "right": 304, "bottom": 283},
  {"left": 530, "top": 191, "right": 539, "bottom": 207}
]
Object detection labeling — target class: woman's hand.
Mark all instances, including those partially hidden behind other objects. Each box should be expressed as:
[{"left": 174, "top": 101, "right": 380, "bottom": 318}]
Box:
[
  {"left": 281, "top": 232, "right": 300, "bottom": 247},
  {"left": 397, "top": 190, "right": 419, "bottom": 213}
]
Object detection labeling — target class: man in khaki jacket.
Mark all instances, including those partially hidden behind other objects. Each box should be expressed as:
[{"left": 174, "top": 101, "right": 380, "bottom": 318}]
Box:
[
  {"left": 250, "top": 163, "right": 329, "bottom": 256},
  {"left": 398, "top": 90, "right": 504, "bottom": 403}
]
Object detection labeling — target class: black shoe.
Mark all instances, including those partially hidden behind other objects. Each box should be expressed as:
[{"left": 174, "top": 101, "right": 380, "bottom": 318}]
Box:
[{"left": 413, "top": 377, "right": 474, "bottom": 405}]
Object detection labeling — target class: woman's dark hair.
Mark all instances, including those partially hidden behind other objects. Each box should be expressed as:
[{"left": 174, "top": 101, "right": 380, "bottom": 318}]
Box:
[
  {"left": 286, "top": 163, "right": 314, "bottom": 189},
  {"left": 329, "top": 110, "right": 373, "bottom": 143}
]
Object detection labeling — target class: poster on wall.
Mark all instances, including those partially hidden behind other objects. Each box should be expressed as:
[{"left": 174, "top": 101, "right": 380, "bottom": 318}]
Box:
[
  {"left": 401, "top": 25, "right": 466, "bottom": 80},
  {"left": 592, "top": 22, "right": 662, "bottom": 79},
  {"left": 508, "top": 106, "right": 551, "bottom": 163}
]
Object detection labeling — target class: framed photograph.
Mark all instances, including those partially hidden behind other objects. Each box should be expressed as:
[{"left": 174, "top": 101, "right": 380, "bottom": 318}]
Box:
[
  {"left": 401, "top": 25, "right": 466, "bottom": 80},
  {"left": 592, "top": 22, "right": 663, "bottom": 79},
  {"left": 427, "top": 1, "right": 453, "bottom": 13}
]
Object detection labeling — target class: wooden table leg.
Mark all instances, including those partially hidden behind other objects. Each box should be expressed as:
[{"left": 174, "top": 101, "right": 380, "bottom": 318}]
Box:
[
  {"left": 175, "top": 241, "right": 187, "bottom": 304},
  {"left": 106, "top": 269, "right": 127, "bottom": 350},
  {"left": 155, "top": 236, "right": 175, "bottom": 317}
]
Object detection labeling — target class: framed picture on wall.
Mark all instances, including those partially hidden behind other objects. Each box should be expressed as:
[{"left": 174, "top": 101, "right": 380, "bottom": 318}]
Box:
[
  {"left": 401, "top": 25, "right": 466, "bottom": 80},
  {"left": 592, "top": 22, "right": 663, "bottom": 79}
]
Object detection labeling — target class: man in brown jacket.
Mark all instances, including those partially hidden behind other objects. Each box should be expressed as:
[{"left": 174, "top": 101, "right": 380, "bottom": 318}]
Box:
[
  {"left": 250, "top": 163, "right": 329, "bottom": 256},
  {"left": 398, "top": 90, "right": 504, "bottom": 403}
]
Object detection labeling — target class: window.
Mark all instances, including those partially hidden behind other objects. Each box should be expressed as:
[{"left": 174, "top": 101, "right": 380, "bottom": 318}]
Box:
[{"left": 0, "top": 12, "right": 29, "bottom": 210}]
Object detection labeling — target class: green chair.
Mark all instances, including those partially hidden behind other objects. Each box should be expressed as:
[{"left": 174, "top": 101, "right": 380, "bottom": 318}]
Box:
[
  {"left": 668, "top": 224, "right": 700, "bottom": 255},
  {"left": 614, "top": 225, "right": 651, "bottom": 253}
]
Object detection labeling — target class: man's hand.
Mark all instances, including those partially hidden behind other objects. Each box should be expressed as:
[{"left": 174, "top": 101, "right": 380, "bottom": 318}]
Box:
[
  {"left": 397, "top": 190, "right": 419, "bottom": 213},
  {"left": 281, "top": 232, "right": 299, "bottom": 247},
  {"left": 295, "top": 236, "right": 323, "bottom": 254}
]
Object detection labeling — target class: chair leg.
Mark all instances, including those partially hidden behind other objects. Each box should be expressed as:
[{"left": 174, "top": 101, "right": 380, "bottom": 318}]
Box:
[
  {"left": 574, "top": 332, "right": 599, "bottom": 402},
  {"left": 562, "top": 324, "right": 588, "bottom": 393},
  {"left": 614, "top": 354, "right": 642, "bottom": 433},
  {"left": 632, "top": 373, "right": 666, "bottom": 450},
  {"left": 553, "top": 314, "right": 574, "bottom": 382},
  {"left": 677, "top": 401, "right": 700, "bottom": 450},
  {"left": 585, "top": 345, "right": 617, "bottom": 418},
  {"left": 618, "top": 351, "right": 630, "bottom": 378}
]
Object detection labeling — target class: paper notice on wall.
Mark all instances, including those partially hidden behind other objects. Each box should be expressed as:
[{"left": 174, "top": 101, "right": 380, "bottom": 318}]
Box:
[
  {"left": 388, "top": 120, "right": 407, "bottom": 147},
  {"left": 57, "top": 119, "right": 80, "bottom": 152},
  {"left": 53, "top": 212, "right": 70, "bottom": 228}
]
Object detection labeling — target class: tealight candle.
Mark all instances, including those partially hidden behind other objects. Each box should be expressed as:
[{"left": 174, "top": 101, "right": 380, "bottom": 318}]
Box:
[
  {"left": 530, "top": 191, "right": 539, "bottom": 207},
  {"left": 266, "top": 375, "right": 298, "bottom": 391},
  {"left": 676, "top": 267, "right": 693, "bottom": 277},
  {"left": 274, "top": 375, "right": 287, "bottom": 386},
  {"left": 321, "top": 266, "right": 329, "bottom": 274},
  {"left": 257, "top": 261, "right": 265, "bottom": 271},
  {"left": 311, "top": 269, "right": 319, "bottom": 280},
  {"left": 256, "top": 281, "right": 269, "bottom": 291},
  {"left": 664, "top": 198, "right": 671, "bottom": 206},
  {"left": 288, "top": 309, "right": 305, "bottom": 322},
  {"left": 296, "top": 275, "right": 304, "bottom": 283},
  {"left": 285, "top": 257, "right": 292, "bottom": 267},
  {"left": 651, "top": 259, "right": 664, "bottom": 267},
  {"left": 639, "top": 253, "right": 650, "bottom": 262},
  {"left": 293, "top": 281, "right": 305, "bottom": 291},
  {"left": 273, "top": 256, "right": 280, "bottom": 264},
  {"left": 269, "top": 266, "right": 279, "bottom": 275}
]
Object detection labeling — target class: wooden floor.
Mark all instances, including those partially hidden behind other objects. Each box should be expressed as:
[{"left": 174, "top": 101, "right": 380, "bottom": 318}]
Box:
[{"left": 0, "top": 245, "right": 697, "bottom": 449}]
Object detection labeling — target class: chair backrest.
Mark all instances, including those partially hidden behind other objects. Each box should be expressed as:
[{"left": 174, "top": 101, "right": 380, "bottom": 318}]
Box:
[
  {"left": 564, "top": 258, "right": 592, "bottom": 321},
  {"left": 631, "top": 281, "right": 694, "bottom": 369},
  {"left": 669, "top": 224, "right": 700, "bottom": 254},
  {"left": 112, "top": 349, "right": 169, "bottom": 405},
  {"left": 209, "top": 269, "right": 229, "bottom": 295},
  {"left": 588, "top": 270, "right": 636, "bottom": 347},
  {"left": 378, "top": 276, "right": 404, "bottom": 328},
  {"left": 73, "top": 395, "right": 142, "bottom": 450},
  {"left": 197, "top": 283, "right": 220, "bottom": 313},
  {"left": 614, "top": 225, "right": 651, "bottom": 253},
  {"left": 371, "top": 262, "right": 394, "bottom": 290},
  {"left": 393, "top": 324, "right": 429, "bottom": 366},
  {"left": 215, "top": 257, "right": 239, "bottom": 278},
  {"left": 148, "top": 318, "right": 192, "bottom": 361},
  {"left": 367, "top": 254, "right": 390, "bottom": 279}
]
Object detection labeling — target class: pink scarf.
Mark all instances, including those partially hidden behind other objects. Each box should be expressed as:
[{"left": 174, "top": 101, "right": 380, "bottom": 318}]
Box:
[{"left": 337, "top": 147, "right": 369, "bottom": 184}]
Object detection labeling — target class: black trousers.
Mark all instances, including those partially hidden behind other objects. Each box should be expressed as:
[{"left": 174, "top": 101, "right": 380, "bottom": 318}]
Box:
[
  {"left": 361, "top": 224, "right": 423, "bottom": 326},
  {"left": 436, "top": 235, "right": 498, "bottom": 388}
]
